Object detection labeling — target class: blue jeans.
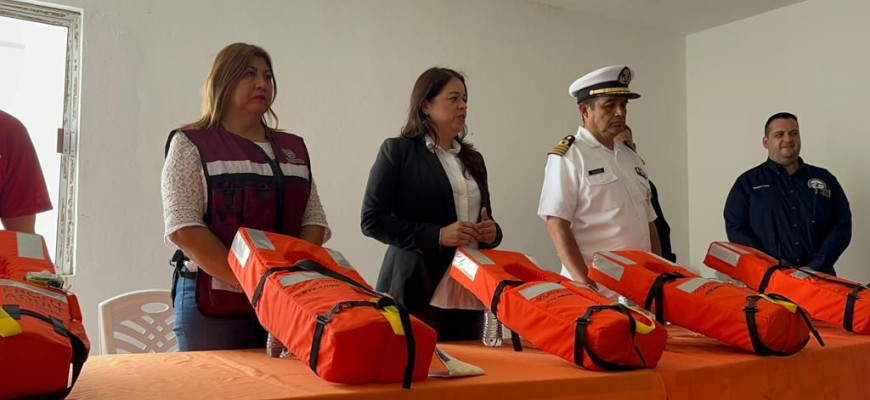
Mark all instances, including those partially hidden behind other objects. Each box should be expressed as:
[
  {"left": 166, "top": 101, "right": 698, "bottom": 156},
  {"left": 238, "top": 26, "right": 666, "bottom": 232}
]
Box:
[{"left": 173, "top": 274, "right": 267, "bottom": 351}]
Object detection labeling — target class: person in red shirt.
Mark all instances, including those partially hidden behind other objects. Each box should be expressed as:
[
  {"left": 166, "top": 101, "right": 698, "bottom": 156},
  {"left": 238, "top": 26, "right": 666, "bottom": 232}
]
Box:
[{"left": 0, "top": 110, "right": 52, "bottom": 233}]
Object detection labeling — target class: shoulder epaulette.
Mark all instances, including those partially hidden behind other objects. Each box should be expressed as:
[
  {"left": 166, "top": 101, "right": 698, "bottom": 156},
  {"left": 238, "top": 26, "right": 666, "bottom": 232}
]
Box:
[{"left": 548, "top": 135, "right": 575, "bottom": 157}]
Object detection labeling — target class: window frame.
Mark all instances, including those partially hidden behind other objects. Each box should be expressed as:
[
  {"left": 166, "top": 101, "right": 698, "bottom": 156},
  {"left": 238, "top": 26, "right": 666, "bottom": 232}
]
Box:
[{"left": 0, "top": 0, "right": 82, "bottom": 275}]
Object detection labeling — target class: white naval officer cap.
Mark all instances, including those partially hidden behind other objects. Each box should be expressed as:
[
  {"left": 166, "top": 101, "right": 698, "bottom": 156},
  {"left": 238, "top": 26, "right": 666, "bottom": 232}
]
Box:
[{"left": 568, "top": 65, "right": 641, "bottom": 104}]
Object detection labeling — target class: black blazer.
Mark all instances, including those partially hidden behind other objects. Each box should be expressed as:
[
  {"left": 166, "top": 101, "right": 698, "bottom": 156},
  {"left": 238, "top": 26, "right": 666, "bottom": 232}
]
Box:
[{"left": 361, "top": 136, "right": 503, "bottom": 310}]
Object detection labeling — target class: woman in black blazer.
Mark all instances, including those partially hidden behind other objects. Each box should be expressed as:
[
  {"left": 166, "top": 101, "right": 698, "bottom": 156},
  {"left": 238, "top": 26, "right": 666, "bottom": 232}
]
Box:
[{"left": 361, "top": 68, "right": 503, "bottom": 341}]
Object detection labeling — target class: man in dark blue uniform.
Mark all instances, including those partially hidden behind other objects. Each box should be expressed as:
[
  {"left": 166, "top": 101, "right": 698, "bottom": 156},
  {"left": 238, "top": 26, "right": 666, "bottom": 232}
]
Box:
[
  {"left": 724, "top": 112, "right": 851, "bottom": 275},
  {"left": 616, "top": 126, "right": 677, "bottom": 262}
]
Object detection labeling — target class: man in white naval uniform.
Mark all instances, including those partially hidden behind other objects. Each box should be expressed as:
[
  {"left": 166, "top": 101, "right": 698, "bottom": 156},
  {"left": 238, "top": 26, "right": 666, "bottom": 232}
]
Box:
[{"left": 538, "top": 65, "right": 660, "bottom": 289}]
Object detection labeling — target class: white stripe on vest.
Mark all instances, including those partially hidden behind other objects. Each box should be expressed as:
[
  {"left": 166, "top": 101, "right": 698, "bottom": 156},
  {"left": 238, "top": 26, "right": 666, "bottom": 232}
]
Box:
[{"left": 206, "top": 160, "right": 310, "bottom": 180}]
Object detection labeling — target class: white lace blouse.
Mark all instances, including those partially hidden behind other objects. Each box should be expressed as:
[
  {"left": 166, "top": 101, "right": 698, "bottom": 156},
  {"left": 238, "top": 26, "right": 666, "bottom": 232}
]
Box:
[{"left": 161, "top": 133, "right": 330, "bottom": 247}]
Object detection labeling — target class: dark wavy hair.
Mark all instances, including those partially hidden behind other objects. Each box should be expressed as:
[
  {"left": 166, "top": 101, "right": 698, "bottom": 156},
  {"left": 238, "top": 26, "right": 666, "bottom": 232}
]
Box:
[{"left": 400, "top": 67, "right": 484, "bottom": 182}]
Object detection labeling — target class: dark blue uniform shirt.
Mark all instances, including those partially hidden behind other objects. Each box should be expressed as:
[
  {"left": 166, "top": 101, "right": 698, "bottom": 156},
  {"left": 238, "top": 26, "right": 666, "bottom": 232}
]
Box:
[{"left": 724, "top": 158, "right": 851, "bottom": 275}]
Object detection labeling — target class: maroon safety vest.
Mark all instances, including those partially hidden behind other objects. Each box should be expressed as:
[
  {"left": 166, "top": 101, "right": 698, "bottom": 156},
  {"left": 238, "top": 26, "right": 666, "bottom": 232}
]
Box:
[{"left": 169, "top": 125, "right": 311, "bottom": 317}]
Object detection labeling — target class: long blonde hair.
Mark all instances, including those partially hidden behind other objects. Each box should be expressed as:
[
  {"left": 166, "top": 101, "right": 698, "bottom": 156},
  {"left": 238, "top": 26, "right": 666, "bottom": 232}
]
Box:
[{"left": 186, "top": 43, "right": 279, "bottom": 130}]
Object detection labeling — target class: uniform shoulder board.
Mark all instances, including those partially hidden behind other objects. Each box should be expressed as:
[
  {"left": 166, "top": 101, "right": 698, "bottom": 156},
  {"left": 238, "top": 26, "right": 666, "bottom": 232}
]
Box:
[{"left": 548, "top": 135, "right": 575, "bottom": 157}]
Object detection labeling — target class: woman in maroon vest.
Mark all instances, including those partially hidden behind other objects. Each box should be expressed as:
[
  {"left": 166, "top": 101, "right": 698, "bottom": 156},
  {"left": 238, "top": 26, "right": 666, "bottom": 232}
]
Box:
[
  {"left": 361, "top": 68, "right": 503, "bottom": 341},
  {"left": 161, "top": 43, "right": 330, "bottom": 351}
]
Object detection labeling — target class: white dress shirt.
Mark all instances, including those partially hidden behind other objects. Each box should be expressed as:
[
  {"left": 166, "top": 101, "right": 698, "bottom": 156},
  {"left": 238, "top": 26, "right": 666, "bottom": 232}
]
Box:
[
  {"left": 538, "top": 126, "right": 656, "bottom": 278},
  {"left": 424, "top": 135, "right": 485, "bottom": 310}
]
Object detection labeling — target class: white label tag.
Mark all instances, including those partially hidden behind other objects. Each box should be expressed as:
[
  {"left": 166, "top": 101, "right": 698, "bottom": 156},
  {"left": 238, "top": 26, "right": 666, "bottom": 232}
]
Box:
[
  {"left": 231, "top": 233, "right": 251, "bottom": 269},
  {"left": 452, "top": 251, "right": 480, "bottom": 280},
  {"left": 16, "top": 232, "right": 46, "bottom": 260}
]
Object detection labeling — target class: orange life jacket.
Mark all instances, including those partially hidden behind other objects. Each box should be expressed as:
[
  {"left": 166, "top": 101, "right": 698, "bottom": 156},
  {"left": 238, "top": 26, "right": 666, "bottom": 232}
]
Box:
[
  {"left": 705, "top": 241, "right": 870, "bottom": 334},
  {"left": 0, "top": 231, "right": 90, "bottom": 399},
  {"left": 227, "top": 228, "right": 437, "bottom": 388},
  {"left": 448, "top": 247, "right": 666, "bottom": 371},
  {"left": 589, "top": 250, "right": 822, "bottom": 355}
]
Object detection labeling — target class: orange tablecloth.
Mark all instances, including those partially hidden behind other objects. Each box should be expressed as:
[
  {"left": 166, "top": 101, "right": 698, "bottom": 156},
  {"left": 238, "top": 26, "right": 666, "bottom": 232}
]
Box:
[
  {"left": 68, "top": 324, "right": 868, "bottom": 400},
  {"left": 655, "top": 323, "right": 870, "bottom": 399}
]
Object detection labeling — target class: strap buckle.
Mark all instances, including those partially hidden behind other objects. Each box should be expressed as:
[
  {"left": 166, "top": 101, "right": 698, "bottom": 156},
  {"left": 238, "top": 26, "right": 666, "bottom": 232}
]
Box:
[{"left": 316, "top": 313, "right": 332, "bottom": 324}]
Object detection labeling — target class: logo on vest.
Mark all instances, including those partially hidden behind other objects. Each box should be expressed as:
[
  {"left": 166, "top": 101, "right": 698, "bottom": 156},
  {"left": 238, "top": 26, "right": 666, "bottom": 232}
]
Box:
[
  {"left": 283, "top": 149, "right": 306, "bottom": 165},
  {"left": 807, "top": 178, "right": 826, "bottom": 190},
  {"left": 808, "top": 178, "right": 831, "bottom": 197}
]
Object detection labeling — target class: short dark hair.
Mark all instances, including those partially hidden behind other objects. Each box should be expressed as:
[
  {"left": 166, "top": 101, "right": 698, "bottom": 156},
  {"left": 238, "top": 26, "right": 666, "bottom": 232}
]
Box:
[
  {"left": 764, "top": 112, "right": 798, "bottom": 137},
  {"left": 580, "top": 96, "right": 597, "bottom": 109},
  {"left": 578, "top": 97, "right": 597, "bottom": 124}
]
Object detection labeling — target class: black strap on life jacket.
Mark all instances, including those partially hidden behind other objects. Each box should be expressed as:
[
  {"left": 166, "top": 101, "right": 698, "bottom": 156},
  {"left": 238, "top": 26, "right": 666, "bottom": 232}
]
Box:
[
  {"left": 250, "top": 265, "right": 296, "bottom": 308},
  {"left": 757, "top": 261, "right": 793, "bottom": 293},
  {"left": 790, "top": 269, "right": 867, "bottom": 333},
  {"left": 309, "top": 296, "right": 416, "bottom": 389},
  {"left": 742, "top": 294, "right": 824, "bottom": 356},
  {"left": 642, "top": 272, "right": 685, "bottom": 324},
  {"left": 251, "top": 259, "right": 373, "bottom": 308},
  {"left": 2, "top": 305, "right": 89, "bottom": 400},
  {"left": 249, "top": 259, "right": 417, "bottom": 389},
  {"left": 490, "top": 279, "right": 525, "bottom": 352},
  {"left": 574, "top": 304, "right": 648, "bottom": 371},
  {"left": 844, "top": 285, "right": 867, "bottom": 332},
  {"left": 758, "top": 261, "right": 868, "bottom": 332}
]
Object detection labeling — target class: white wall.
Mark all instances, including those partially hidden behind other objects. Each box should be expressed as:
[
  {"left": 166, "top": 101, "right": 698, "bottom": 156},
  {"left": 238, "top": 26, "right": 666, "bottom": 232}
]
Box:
[
  {"left": 687, "top": 0, "right": 868, "bottom": 282},
  {"left": 47, "top": 0, "right": 686, "bottom": 353}
]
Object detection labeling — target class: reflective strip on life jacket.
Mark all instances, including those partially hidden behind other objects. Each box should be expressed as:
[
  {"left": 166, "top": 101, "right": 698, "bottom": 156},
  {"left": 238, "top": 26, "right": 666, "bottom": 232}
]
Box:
[
  {"left": 519, "top": 282, "right": 563, "bottom": 299},
  {"left": 279, "top": 271, "right": 328, "bottom": 287},
  {"left": 324, "top": 248, "right": 355, "bottom": 270},
  {"left": 231, "top": 233, "right": 253, "bottom": 269},
  {"left": 452, "top": 250, "right": 481, "bottom": 280},
  {"left": 0, "top": 279, "right": 69, "bottom": 303},
  {"left": 676, "top": 278, "right": 711, "bottom": 294},
  {"left": 591, "top": 254, "right": 626, "bottom": 281},
  {"left": 707, "top": 242, "right": 743, "bottom": 267},
  {"left": 599, "top": 251, "right": 637, "bottom": 265},
  {"left": 452, "top": 247, "right": 496, "bottom": 280}
]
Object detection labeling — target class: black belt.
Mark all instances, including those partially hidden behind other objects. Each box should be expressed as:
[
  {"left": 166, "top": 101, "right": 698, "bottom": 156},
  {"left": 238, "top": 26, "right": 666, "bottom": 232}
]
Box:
[
  {"left": 171, "top": 249, "right": 197, "bottom": 279},
  {"left": 177, "top": 269, "right": 196, "bottom": 279}
]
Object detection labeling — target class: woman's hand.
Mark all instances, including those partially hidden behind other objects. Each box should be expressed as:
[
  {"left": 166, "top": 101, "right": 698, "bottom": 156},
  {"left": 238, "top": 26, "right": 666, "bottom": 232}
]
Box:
[
  {"left": 439, "top": 221, "right": 479, "bottom": 247},
  {"left": 476, "top": 207, "right": 497, "bottom": 245}
]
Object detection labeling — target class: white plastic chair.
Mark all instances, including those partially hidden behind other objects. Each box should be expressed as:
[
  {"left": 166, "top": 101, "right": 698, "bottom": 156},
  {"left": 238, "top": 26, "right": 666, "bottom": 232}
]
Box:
[{"left": 98, "top": 289, "right": 177, "bottom": 354}]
